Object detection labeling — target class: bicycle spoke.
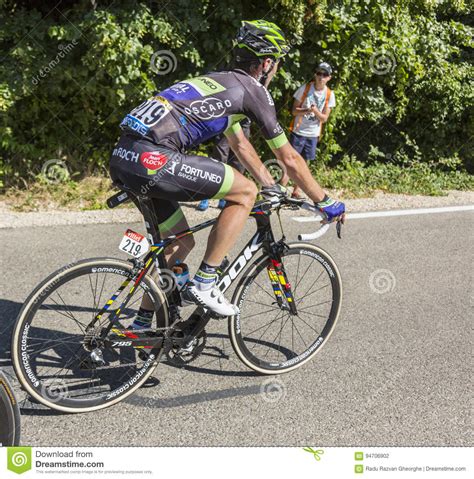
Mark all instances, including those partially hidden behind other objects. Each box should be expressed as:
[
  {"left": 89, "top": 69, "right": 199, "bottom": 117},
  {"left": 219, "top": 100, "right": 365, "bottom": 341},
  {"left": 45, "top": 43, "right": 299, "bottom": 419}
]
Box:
[
  {"left": 296, "top": 308, "right": 328, "bottom": 321},
  {"left": 296, "top": 270, "right": 324, "bottom": 303},
  {"left": 241, "top": 307, "right": 282, "bottom": 322},
  {"left": 26, "top": 337, "right": 81, "bottom": 356},
  {"left": 296, "top": 299, "right": 332, "bottom": 313},
  {"left": 94, "top": 272, "right": 108, "bottom": 320},
  {"left": 290, "top": 318, "right": 309, "bottom": 350},
  {"left": 248, "top": 309, "right": 287, "bottom": 352},
  {"left": 48, "top": 294, "right": 87, "bottom": 333},
  {"left": 293, "top": 312, "right": 322, "bottom": 334},
  {"left": 245, "top": 298, "right": 282, "bottom": 310},
  {"left": 89, "top": 274, "right": 98, "bottom": 319},
  {"left": 296, "top": 283, "right": 330, "bottom": 305},
  {"left": 262, "top": 313, "right": 291, "bottom": 360},
  {"left": 252, "top": 279, "right": 277, "bottom": 302},
  {"left": 245, "top": 308, "right": 287, "bottom": 337},
  {"left": 42, "top": 303, "right": 87, "bottom": 331},
  {"left": 293, "top": 260, "right": 314, "bottom": 296}
]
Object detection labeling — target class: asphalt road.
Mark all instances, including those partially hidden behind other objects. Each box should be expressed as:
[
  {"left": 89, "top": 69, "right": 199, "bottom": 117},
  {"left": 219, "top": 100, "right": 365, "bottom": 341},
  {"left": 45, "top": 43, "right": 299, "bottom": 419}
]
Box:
[{"left": 0, "top": 207, "right": 472, "bottom": 446}]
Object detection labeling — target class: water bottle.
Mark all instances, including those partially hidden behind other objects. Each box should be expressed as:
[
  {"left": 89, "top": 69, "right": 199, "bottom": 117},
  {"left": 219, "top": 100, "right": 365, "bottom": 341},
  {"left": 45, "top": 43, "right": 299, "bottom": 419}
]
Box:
[{"left": 171, "top": 261, "right": 190, "bottom": 290}]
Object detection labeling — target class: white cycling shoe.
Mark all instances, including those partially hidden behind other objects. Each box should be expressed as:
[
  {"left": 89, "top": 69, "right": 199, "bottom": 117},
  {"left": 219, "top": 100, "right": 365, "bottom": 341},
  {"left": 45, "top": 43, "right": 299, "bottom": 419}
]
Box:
[{"left": 181, "top": 282, "right": 239, "bottom": 317}]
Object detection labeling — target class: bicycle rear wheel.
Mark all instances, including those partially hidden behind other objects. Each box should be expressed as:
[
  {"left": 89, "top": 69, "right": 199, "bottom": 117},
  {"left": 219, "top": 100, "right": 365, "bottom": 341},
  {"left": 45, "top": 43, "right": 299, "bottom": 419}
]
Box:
[
  {"left": 12, "top": 258, "right": 168, "bottom": 413},
  {"left": 0, "top": 370, "right": 21, "bottom": 446},
  {"left": 230, "top": 242, "right": 342, "bottom": 374}
]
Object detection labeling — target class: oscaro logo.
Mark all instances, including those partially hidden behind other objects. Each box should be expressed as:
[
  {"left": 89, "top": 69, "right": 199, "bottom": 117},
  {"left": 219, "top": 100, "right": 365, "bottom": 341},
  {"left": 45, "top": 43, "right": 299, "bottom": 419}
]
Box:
[
  {"left": 140, "top": 151, "right": 168, "bottom": 170},
  {"left": 185, "top": 98, "right": 231, "bottom": 120}
]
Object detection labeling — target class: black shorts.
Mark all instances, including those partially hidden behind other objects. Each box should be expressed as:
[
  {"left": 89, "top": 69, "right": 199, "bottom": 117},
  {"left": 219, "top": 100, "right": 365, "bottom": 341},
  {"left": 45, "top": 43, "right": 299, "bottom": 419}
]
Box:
[{"left": 109, "top": 135, "right": 235, "bottom": 233}]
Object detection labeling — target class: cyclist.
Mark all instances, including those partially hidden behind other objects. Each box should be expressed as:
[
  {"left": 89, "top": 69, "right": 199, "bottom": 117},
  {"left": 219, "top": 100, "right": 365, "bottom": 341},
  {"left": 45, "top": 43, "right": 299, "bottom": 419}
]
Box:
[{"left": 109, "top": 20, "right": 345, "bottom": 321}]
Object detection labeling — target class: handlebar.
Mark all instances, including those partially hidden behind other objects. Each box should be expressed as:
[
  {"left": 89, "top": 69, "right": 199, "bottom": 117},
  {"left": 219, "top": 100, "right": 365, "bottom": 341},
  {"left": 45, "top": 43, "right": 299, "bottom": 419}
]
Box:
[
  {"left": 256, "top": 195, "right": 336, "bottom": 241},
  {"left": 297, "top": 202, "right": 331, "bottom": 240}
]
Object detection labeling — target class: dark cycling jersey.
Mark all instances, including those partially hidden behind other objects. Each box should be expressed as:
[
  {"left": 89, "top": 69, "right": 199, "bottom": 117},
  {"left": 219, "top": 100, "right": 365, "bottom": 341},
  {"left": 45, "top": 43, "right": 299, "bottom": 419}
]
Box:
[
  {"left": 111, "top": 69, "right": 288, "bottom": 234},
  {"left": 119, "top": 69, "right": 288, "bottom": 152}
]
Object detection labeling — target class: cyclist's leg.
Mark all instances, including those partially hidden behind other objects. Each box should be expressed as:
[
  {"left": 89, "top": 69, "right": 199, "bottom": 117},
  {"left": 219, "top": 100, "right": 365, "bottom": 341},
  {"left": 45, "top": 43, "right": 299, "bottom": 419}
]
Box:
[
  {"left": 133, "top": 200, "right": 195, "bottom": 319},
  {"left": 138, "top": 198, "right": 195, "bottom": 265},
  {"left": 203, "top": 170, "right": 257, "bottom": 266},
  {"left": 131, "top": 148, "right": 256, "bottom": 268},
  {"left": 110, "top": 138, "right": 254, "bottom": 315}
]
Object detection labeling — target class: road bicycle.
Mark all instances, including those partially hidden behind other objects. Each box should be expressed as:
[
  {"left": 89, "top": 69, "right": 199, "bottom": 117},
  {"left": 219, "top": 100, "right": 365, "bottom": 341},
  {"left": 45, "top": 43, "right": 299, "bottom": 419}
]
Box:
[
  {"left": 0, "top": 369, "right": 21, "bottom": 445},
  {"left": 11, "top": 185, "right": 342, "bottom": 413}
]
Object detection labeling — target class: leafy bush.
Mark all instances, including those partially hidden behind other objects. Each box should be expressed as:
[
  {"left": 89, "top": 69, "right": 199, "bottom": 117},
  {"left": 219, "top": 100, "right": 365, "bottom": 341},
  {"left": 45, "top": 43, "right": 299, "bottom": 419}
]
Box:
[{"left": 0, "top": 0, "right": 472, "bottom": 190}]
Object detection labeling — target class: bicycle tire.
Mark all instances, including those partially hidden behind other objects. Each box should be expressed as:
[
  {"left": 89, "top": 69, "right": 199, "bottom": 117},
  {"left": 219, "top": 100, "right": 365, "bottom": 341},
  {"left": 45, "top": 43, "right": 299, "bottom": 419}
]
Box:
[
  {"left": 11, "top": 257, "right": 168, "bottom": 413},
  {"left": 229, "top": 242, "right": 342, "bottom": 374},
  {"left": 0, "top": 369, "right": 21, "bottom": 446}
]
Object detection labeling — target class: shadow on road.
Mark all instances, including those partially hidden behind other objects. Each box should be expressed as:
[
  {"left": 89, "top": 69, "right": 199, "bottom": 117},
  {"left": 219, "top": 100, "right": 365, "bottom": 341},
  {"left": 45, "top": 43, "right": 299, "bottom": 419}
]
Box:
[
  {"left": 0, "top": 299, "right": 23, "bottom": 368},
  {"left": 0, "top": 301, "right": 264, "bottom": 415},
  {"left": 125, "top": 383, "right": 262, "bottom": 409}
]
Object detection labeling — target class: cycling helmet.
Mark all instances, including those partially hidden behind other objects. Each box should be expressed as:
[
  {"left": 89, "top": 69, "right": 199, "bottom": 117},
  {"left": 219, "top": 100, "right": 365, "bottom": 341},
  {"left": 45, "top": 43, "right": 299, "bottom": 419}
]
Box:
[{"left": 235, "top": 20, "right": 290, "bottom": 60}]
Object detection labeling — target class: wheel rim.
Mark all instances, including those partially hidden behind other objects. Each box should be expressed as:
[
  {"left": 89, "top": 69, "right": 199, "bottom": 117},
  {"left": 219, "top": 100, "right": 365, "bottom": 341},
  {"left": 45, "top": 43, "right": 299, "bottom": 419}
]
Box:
[
  {"left": 15, "top": 261, "right": 167, "bottom": 410},
  {"left": 233, "top": 246, "right": 341, "bottom": 371}
]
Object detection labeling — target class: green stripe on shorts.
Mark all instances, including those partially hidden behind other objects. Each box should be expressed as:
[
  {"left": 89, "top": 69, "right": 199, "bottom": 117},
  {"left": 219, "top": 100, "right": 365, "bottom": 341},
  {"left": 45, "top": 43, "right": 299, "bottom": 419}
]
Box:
[
  {"left": 158, "top": 207, "right": 184, "bottom": 234},
  {"left": 212, "top": 164, "right": 234, "bottom": 199}
]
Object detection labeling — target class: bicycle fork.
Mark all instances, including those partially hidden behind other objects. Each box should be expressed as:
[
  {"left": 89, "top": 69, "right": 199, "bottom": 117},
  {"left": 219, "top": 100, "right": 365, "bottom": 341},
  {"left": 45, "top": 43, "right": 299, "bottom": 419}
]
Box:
[{"left": 267, "top": 259, "right": 298, "bottom": 315}]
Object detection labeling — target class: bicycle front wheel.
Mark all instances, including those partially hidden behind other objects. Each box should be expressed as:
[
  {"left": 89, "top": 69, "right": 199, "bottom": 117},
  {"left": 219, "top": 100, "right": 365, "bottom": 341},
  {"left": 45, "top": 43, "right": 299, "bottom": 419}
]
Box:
[
  {"left": 12, "top": 258, "right": 168, "bottom": 413},
  {"left": 230, "top": 242, "right": 342, "bottom": 374}
]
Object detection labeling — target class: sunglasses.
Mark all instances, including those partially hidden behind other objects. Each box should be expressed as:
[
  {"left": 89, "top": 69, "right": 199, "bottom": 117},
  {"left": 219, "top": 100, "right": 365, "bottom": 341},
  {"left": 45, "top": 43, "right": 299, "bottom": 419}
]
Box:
[{"left": 316, "top": 71, "right": 330, "bottom": 78}]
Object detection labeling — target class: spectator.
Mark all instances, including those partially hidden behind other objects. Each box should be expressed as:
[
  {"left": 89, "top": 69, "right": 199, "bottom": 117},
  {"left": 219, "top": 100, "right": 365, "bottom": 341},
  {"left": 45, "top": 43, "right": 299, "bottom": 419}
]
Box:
[{"left": 284, "top": 62, "right": 336, "bottom": 198}]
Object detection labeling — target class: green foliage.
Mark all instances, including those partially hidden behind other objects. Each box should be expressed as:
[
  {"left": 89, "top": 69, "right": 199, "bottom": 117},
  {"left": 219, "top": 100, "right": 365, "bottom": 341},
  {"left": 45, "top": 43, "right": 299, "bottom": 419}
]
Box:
[
  {"left": 312, "top": 155, "right": 474, "bottom": 197},
  {"left": 0, "top": 0, "right": 472, "bottom": 191}
]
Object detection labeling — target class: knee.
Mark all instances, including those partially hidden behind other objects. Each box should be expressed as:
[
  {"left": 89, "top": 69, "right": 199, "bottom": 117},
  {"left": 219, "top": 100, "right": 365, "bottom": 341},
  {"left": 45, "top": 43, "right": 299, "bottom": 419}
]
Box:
[{"left": 240, "top": 180, "right": 258, "bottom": 209}]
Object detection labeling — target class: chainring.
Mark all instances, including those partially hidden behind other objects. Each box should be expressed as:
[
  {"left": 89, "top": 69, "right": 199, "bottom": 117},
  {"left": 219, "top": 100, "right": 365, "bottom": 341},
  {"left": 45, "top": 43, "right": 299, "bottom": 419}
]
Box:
[{"left": 165, "top": 328, "right": 207, "bottom": 367}]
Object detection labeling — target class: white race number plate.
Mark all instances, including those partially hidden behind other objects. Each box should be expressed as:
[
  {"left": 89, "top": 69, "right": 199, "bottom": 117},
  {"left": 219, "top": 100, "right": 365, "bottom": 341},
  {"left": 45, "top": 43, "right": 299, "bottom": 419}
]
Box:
[{"left": 119, "top": 229, "right": 150, "bottom": 257}]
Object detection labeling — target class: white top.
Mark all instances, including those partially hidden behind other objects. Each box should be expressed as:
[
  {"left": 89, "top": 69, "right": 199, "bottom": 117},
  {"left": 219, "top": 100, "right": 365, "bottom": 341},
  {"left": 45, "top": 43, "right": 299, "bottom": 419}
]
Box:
[{"left": 292, "top": 84, "right": 336, "bottom": 138}]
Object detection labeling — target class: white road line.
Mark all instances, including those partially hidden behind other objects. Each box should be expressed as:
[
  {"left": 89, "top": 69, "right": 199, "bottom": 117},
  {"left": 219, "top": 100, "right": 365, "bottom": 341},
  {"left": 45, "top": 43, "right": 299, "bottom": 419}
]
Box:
[{"left": 292, "top": 204, "right": 474, "bottom": 222}]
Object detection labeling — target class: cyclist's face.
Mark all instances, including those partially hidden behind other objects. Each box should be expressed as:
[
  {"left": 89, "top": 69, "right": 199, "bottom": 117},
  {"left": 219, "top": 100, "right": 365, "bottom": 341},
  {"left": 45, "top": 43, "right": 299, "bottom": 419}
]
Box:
[{"left": 263, "top": 58, "right": 280, "bottom": 86}]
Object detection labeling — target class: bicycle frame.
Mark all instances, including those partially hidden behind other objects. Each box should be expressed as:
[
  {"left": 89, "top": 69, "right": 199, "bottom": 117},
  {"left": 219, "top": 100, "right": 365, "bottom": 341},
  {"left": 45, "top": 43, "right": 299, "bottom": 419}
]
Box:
[{"left": 87, "top": 199, "right": 296, "bottom": 342}]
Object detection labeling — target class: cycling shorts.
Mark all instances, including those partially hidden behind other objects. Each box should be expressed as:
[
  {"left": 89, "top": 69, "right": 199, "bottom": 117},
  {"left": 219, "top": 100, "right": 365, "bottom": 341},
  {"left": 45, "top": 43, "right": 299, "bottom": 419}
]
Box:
[{"left": 109, "top": 135, "right": 235, "bottom": 234}]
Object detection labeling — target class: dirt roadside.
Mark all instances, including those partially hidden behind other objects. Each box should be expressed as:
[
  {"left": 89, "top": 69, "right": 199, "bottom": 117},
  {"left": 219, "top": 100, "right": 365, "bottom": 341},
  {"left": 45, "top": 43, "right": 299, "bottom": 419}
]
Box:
[{"left": 1, "top": 190, "right": 473, "bottom": 229}]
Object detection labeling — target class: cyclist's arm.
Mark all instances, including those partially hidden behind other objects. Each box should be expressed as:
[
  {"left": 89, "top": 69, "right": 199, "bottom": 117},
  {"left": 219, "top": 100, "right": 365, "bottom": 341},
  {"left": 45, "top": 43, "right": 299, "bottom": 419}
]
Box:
[
  {"left": 225, "top": 125, "right": 275, "bottom": 187},
  {"left": 272, "top": 142, "right": 326, "bottom": 203}
]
